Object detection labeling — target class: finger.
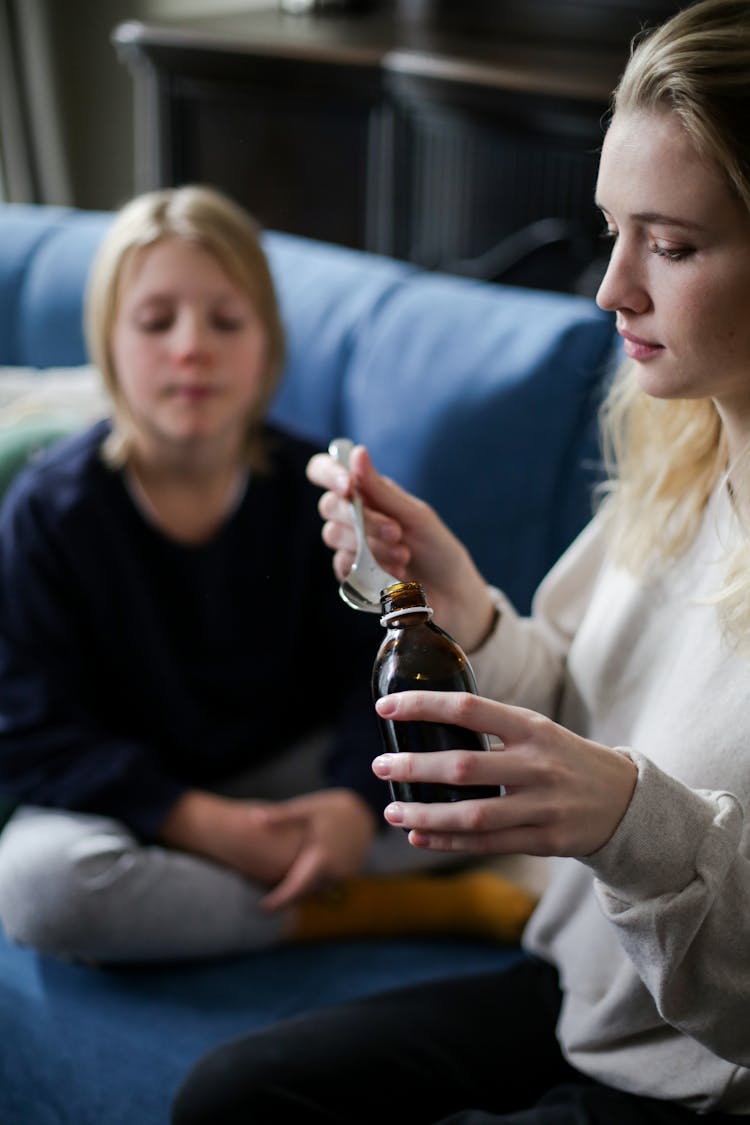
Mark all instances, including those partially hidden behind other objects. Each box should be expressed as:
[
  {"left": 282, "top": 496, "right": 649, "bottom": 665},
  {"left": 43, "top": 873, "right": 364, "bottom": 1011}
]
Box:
[
  {"left": 321, "top": 506, "right": 410, "bottom": 578},
  {"left": 251, "top": 805, "right": 307, "bottom": 830},
  {"left": 260, "top": 847, "right": 325, "bottom": 913},
  {"left": 384, "top": 788, "right": 546, "bottom": 832},
  {"left": 333, "top": 547, "right": 356, "bottom": 585},
  {"left": 349, "top": 445, "right": 426, "bottom": 534},
  {"left": 384, "top": 793, "right": 553, "bottom": 855},
  {"left": 407, "top": 824, "right": 551, "bottom": 856},
  {"left": 373, "top": 744, "right": 538, "bottom": 792},
  {"left": 319, "top": 488, "right": 357, "bottom": 527},
  {"left": 321, "top": 511, "right": 358, "bottom": 554},
  {"left": 320, "top": 488, "right": 406, "bottom": 551},
  {"left": 306, "top": 452, "right": 352, "bottom": 497},
  {"left": 375, "top": 690, "right": 542, "bottom": 747}
]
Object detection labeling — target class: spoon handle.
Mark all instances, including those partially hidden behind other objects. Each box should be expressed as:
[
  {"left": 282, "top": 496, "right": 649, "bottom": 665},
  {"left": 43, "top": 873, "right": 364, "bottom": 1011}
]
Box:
[
  {"left": 327, "top": 436, "right": 397, "bottom": 613},
  {"left": 327, "top": 435, "right": 369, "bottom": 563}
]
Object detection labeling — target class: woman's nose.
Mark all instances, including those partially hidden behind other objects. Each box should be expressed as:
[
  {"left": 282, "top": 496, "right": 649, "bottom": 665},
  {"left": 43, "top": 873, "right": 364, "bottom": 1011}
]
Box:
[{"left": 595, "top": 239, "right": 650, "bottom": 316}]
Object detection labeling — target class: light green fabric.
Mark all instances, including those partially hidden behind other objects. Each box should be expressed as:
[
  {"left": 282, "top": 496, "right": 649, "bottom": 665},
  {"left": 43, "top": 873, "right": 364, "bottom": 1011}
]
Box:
[
  {"left": 0, "top": 367, "right": 110, "bottom": 500},
  {"left": 0, "top": 418, "right": 80, "bottom": 500}
]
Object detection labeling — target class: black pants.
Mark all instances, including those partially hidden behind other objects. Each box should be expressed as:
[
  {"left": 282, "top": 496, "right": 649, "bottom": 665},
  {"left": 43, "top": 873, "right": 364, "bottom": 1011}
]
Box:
[{"left": 171, "top": 958, "right": 737, "bottom": 1125}]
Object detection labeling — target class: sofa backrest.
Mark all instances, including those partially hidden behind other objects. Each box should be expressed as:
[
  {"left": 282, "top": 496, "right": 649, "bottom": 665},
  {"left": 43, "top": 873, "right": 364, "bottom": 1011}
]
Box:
[
  {"left": 0, "top": 203, "right": 616, "bottom": 612},
  {"left": 0, "top": 205, "right": 114, "bottom": 367}
]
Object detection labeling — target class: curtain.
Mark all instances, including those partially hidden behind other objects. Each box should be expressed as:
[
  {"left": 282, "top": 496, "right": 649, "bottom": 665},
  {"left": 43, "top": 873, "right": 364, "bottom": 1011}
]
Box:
[{"left": 0, "top": 0, "right": 71, "bottom": 203}]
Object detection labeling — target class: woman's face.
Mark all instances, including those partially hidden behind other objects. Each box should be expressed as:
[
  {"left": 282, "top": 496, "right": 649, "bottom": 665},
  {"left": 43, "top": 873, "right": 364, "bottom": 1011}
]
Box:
[
  {"left": 596, "top": 109, "right": 750, "bottom": 456},
  {"left": 110, "top": 236, "right": 269, "bottom": 461}
]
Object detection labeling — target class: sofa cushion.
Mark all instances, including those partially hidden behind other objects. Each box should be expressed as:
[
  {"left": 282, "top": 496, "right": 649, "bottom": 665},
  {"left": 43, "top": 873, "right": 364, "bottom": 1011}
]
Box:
[
  {"left": 0, "top": 927, "right": 524, "bottom": 1125},
  {"left": 0, "top": 419, "right": 81, "bottom": 499},
  {"left": 264, "top": 232, "right": 414, "bottom": 444},
  {"left": 0, "top": 364, "right": 110, "bottom": 498},
  {"left": 342, "top": 273, "right": 616, "bottom": 610}
]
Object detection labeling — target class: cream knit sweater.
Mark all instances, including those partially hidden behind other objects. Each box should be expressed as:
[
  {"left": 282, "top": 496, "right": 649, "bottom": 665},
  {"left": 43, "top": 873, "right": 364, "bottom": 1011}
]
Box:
[{"left": 471, "top": 483, "right": 750, "bottom": 1113}]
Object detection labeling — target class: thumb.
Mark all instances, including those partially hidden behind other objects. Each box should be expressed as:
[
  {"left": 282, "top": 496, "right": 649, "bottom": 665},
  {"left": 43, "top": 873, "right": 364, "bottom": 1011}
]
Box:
[
  {"left": 250, "top": 804, "right": 307, "bottom": 831},
  {"left": 260, "top": 846, "right": 325, "bottom": 913},
  {"left": 350, "top": 444, "right": 420, "bottom": 531}
]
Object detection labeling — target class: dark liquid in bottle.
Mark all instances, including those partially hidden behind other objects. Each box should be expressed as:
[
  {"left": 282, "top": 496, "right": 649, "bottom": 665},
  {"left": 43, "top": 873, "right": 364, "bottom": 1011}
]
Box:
[
  {"left": 379, "top": 715, "right": 499, "bottom": 803},
  {"left": 373, "top": 653, "right": 501, "bottom": 806}
]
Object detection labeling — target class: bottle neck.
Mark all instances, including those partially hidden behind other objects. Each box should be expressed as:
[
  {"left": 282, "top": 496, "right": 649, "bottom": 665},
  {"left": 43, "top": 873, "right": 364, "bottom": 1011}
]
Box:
[{"left": 380, "top": 605, "right": 434, "bottom": 627}]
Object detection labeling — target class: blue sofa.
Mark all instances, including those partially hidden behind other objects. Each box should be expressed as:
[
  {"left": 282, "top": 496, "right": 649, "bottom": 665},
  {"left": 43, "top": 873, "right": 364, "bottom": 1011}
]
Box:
[{"left": 0, "top": 203, "right": 617, "bottom": 1124}]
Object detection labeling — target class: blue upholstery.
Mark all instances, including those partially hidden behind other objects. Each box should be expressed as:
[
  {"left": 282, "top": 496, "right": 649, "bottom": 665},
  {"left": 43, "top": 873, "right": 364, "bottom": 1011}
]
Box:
[
  {"left": 339, "top": 272, "right": 612, "bottom": 607},
  {"left": 0, "top": 202, "right": 617, "bottom": 1124},
  {"left": 0, "top": 205, "right": 112, "bottom": 367},
  {"left": 0, "top": 930, "right": 522, "bottom": 1125}
]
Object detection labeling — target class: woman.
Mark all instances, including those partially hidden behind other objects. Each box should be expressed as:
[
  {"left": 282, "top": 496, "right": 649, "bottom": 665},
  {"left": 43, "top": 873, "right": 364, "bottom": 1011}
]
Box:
[{"left": 171, "top": 1, "right": 750, "bottom": 1120}]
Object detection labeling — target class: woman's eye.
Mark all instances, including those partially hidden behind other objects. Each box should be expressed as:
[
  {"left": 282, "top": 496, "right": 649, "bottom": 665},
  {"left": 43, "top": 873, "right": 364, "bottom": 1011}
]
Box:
[
  {"left": 650, "top": 242, "right": 692, "bottom": 262},
  {"left": 212, "top": 316, "right": 245, "bottom": 332},
  {"left": 600, "top": 228, "right": 618, "bottom": 244}
]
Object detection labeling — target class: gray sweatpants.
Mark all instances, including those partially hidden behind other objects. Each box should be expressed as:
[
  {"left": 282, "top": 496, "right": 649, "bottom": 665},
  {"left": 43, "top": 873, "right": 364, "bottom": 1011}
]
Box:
[{"left": 0, "top": 732, "right": 452, "bottom": 963}]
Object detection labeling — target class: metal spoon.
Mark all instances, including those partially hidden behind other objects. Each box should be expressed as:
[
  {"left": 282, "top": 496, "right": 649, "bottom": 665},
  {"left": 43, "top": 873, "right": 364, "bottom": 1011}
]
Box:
[{"left": 327, "top": 437, "right": 399, "bottom": 613}]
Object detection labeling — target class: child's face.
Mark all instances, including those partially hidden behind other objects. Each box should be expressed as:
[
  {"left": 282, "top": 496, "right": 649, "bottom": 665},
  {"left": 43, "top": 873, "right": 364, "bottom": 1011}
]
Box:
[{"left": 110, "top": 236, "right": 269, "bottom": 460}]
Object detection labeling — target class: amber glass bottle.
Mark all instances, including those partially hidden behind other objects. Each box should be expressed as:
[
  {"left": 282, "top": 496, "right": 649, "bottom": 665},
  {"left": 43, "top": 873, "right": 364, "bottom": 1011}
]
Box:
[{"left": 372, "top": 580, "right": 500, "bottom": 805}]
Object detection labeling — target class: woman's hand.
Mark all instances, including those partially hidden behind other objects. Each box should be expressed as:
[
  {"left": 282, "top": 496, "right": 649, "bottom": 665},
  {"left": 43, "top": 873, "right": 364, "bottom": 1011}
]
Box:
[
  {"left": 254, "top": 789, "right": 378, "bottom": 912},
  {"left": 372, "top": 691, "right": 638, "bottom": 858},
  {"left": 306, "top": 443, "right": 496, "bottom": 651}
]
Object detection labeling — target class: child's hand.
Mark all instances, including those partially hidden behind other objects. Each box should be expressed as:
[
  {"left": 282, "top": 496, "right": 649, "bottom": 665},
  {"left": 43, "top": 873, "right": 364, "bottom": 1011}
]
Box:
[
  {"left": 159, "top": 791, "right": 306, "bottom": 886},
  {"left": 254, "top": 789, "right": 378, "bottom": 912}
]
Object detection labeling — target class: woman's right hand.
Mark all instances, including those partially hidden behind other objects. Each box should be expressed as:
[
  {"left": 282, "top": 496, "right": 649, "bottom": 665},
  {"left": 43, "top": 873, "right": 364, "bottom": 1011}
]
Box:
[{"left": 306, "top": 443, "right": 496, "bottom": 651}]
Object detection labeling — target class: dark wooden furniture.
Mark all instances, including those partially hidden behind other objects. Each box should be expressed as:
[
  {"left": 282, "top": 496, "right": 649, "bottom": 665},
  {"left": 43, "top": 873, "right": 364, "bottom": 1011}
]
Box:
[{"left": 112, "top": 3, "right": 683, "bottom": 293}]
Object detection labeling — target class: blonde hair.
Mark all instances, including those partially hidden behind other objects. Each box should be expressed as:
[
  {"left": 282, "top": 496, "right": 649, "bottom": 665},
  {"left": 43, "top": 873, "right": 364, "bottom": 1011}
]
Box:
[
  {"left": 84, "top": 184, "right": 285, "bottom": 468},
  {"left": 599, "top": 0, "right": 750, "bottom": 643}
]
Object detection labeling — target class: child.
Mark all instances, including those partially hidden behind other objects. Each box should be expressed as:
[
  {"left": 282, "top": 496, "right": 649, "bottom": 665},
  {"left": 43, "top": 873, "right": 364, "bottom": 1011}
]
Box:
[{"left": 0, "top": 186, "right": 533, "bottom": 962}]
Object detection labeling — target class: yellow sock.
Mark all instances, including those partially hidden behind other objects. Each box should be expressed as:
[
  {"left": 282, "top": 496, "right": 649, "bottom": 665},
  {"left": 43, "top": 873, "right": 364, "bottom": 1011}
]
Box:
[{"left": 290, "top": 869, "right": 537, "bottom": 945}]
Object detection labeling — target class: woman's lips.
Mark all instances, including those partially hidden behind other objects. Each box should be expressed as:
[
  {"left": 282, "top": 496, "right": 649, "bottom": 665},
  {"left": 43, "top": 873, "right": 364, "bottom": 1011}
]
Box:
[{"left": 618, "top": 329, "right": 664, "bottom": 362}]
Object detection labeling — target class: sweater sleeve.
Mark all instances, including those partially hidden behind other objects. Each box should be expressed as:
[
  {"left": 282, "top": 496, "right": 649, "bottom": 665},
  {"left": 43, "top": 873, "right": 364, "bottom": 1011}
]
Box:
[
  {"left": 581, "top": 750, "right": 750, "bottom": 1068},
  {"left": 0, "top": 478, "right": 185, "bottom": 840},
  {"left": 471, "top": 504, "right": 612, "bottom": 717}
]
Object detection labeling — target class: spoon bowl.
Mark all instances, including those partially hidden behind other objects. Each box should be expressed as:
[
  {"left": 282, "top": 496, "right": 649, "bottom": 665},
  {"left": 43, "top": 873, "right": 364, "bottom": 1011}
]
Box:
[{"left": 328, "top": 437, "right": 399, "bottom": 613}]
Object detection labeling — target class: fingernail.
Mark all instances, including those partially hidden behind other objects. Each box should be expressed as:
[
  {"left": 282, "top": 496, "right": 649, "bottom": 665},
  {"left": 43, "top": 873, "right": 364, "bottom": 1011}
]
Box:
[
  {"left": 372, "top": 754, "right": 393, "bottom": 777},
  {"left": 385, "top": 803, "right": 404, "bottom": 824},
  {"left": 375, "top": 696, "right": 396, "bottom": 717}
]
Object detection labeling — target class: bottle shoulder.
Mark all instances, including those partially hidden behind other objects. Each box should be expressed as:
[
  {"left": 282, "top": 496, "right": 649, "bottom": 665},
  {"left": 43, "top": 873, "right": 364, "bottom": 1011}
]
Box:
[{"left": 373, "top": 621, "right": 477, "bottom": 691}]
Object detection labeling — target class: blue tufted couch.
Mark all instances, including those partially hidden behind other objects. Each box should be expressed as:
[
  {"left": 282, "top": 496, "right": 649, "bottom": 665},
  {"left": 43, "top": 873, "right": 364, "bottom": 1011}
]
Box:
[{"left": 0, "top": 202, "right": 617, "bottom": 1124}]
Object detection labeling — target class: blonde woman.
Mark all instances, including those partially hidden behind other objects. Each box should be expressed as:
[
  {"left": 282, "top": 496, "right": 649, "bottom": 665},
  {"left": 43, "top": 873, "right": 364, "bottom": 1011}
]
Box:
[{"left": 173, "top": 1, "right": 750, "bottom": 1121}]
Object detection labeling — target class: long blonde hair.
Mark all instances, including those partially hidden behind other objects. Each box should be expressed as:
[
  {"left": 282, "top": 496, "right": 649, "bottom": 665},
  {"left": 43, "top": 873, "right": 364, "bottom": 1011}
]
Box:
[
  {"left": 599, "top": 0, "right": 750, "bottom": 642},
  {"left": 85, "top": 184, "right": 285, "bottom": 468}
]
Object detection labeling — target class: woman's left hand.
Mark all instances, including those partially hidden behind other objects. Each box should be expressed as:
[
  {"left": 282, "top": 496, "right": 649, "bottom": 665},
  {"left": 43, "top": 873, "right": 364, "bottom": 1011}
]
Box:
[{"left": 373, "top": 691, "right": 638, "bottom": 857}]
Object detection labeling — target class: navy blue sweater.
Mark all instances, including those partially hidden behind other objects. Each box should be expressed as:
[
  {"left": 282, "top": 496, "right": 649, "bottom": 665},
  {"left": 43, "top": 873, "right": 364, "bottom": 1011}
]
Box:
[{"left": 0, "top": 421, "right": 385, "bottom": 839}]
